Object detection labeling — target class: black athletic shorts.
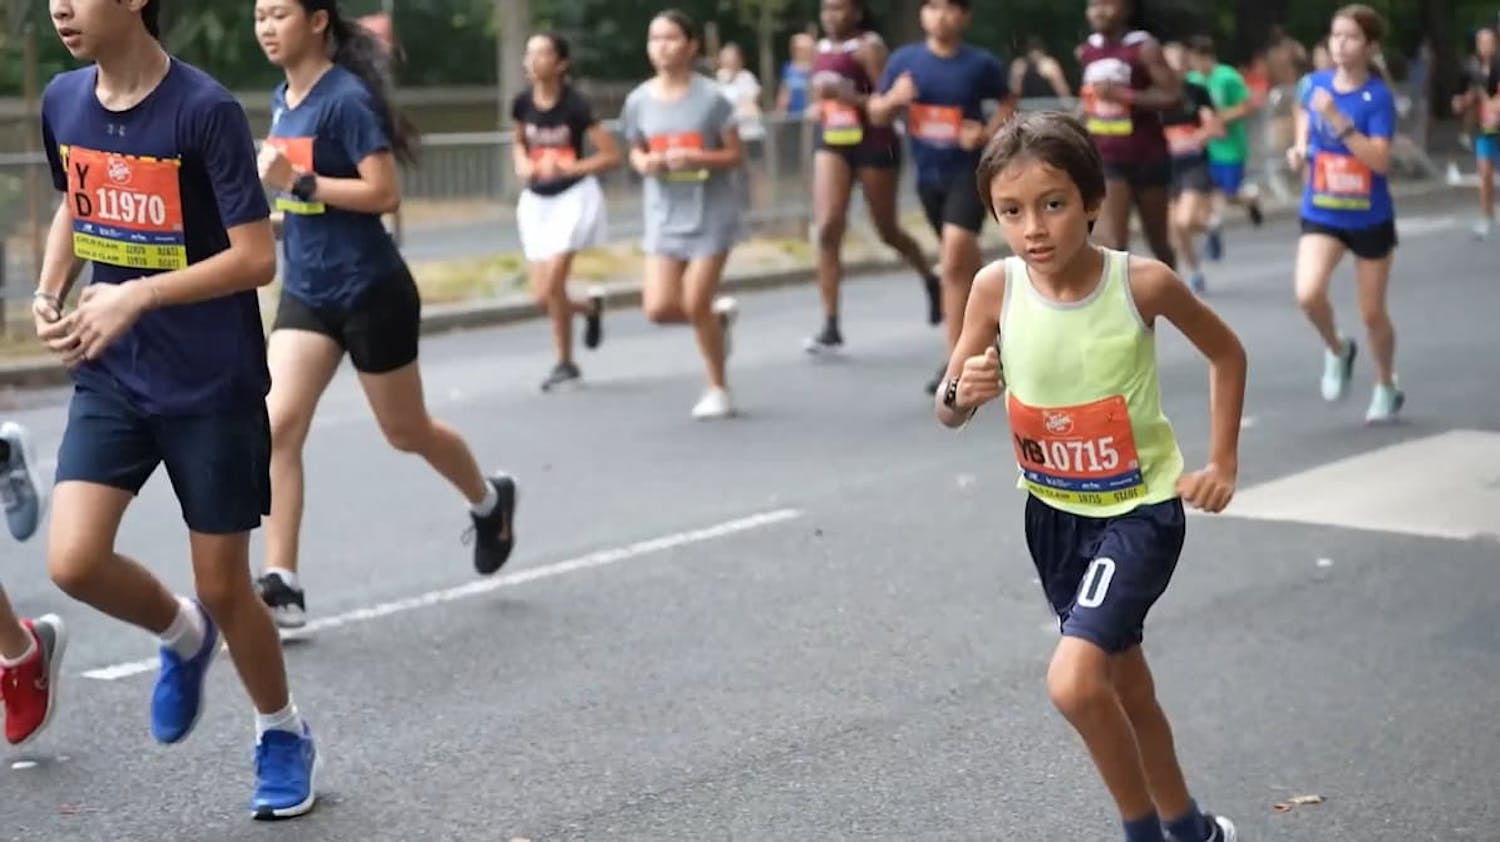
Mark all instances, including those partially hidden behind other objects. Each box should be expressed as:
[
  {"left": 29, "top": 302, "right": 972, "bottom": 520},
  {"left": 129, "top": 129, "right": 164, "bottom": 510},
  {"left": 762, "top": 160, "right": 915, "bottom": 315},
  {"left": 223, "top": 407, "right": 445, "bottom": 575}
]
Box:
[
  {"left": 917, "top": 166, "right": 985, "bottom": 236},
  {"left": 815, "top": 140, "right": 902, "bottom": 170},
  {"left": 1169, "top": 154, "right": 1213, "bottom": 196},
  {"left": 1103, "top": 158, "right": 1172, "bottom": 189},
  {"left": 1299, "top": 218, "right": 1398, "bottom": 260},
  {"left": 273, "top": 266, "right": 422, "bottom": 374}
]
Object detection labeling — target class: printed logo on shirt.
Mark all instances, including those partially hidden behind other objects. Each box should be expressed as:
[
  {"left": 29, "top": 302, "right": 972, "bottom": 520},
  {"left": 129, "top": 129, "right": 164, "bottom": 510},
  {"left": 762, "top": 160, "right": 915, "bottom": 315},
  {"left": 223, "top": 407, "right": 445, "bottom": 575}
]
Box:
[
  {"left": 525, "top": 124, "right": 578, "bottom": 169},
  {"left": 265, "top": 136, "right": 325, "bottom": 215},
  {"left": 61, "top": 144, "right": 186, "bottom": 271},
  {"left": 1006, "top": 393, "right": 1146, "bottom": 508}
]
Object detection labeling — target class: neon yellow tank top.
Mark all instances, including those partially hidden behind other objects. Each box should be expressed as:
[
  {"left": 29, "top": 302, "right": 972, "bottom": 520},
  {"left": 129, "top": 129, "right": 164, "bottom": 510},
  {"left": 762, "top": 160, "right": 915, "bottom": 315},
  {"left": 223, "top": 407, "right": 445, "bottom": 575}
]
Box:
[{"left": 998, "top": 249, "right": 1183, "bottom": 518}]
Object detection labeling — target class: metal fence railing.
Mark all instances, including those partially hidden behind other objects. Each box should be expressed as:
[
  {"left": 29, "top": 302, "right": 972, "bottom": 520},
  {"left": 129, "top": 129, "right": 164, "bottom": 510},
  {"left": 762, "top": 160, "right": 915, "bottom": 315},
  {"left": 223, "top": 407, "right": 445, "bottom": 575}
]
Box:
[{"left": 0, "top": 90, "right": 1441, "bottom": 309}]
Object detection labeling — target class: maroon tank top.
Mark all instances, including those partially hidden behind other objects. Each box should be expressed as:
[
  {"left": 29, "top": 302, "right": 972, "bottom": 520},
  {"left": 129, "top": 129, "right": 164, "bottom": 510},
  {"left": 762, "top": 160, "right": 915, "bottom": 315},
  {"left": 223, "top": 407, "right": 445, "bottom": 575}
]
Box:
[
  {"left": 810, "top": 32, "right": 898, "bottom": 150},
  {"left": 1078, "top": 31, "right": 1167, "bottom": 164}
]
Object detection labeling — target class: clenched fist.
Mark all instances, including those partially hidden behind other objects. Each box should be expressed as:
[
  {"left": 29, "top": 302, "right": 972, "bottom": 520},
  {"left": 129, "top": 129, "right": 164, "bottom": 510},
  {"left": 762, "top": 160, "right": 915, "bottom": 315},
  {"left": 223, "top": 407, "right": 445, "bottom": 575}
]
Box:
[{"left": 957, "top": 345, "right": 1004, "bottom": 409}]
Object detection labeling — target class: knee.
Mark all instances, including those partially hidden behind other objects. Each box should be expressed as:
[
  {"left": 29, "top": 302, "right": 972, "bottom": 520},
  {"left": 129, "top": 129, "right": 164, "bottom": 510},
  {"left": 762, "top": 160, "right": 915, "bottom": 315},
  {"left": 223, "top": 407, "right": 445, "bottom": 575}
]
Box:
[
  {"left": 379, "top": 419, "right": 431, "bottom": 454},
  {"left": 814, "top": 216, "right": 846, "bottom": 249},
  {"left": 873, "top": 220, "right": 905, "bottom": 247},
  {"left": 1047, "top": 657, "right": 1115, "bottom": 724},
  {"left": 643, "top": 302, "right": 678, "bottom": 324},
  {"left": 48, "top": 543, "right": 100, "bottom": 601},
  {"left": 193, "top": 570, "right": 246, "bottom": 621},
  {"left": 686, "top": 295, "right": 715, "bottom": 324},
  {"left": 1294, "top": 284, "right": 1328, "bottom": 314},
  {"left": 1360, "top": 301, "right": 1391, "bottom": 331},
  {"left": 268, "top": 409, "right": 311, "bottom": 459}
]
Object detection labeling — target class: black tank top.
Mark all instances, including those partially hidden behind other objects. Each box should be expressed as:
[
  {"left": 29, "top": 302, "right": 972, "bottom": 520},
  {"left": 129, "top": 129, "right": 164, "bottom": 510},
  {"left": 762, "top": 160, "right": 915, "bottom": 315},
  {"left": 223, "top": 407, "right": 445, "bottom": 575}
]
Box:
[{"left": 1019, "top": 59, "right": 1055, "bottom": 98}]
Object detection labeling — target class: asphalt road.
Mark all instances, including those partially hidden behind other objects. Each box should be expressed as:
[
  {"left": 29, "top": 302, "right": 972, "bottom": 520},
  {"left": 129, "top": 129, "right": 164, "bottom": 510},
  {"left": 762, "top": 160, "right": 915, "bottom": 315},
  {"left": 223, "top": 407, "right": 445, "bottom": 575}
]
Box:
[{"left": 3, "top": 207, "right": 1499, "bottom": 841}]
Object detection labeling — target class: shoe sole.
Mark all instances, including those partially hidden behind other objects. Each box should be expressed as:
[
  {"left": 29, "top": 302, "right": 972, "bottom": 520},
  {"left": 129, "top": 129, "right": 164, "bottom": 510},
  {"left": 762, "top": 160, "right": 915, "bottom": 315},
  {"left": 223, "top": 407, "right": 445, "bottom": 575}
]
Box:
[
  {"left": 252, "top": 747, "right": 321, "bottom": 821},
  {"left": 4, "top": 423, "right": 45, "bottom": 543},
  {"left": 272, "top": 606, "right": 307, "bottom": 631},
  {"left": 9, "top": 614, "right": 67, "bottom": 748},
  {"left": 154, "top": 609, "right": 219, "bottom": 745}
]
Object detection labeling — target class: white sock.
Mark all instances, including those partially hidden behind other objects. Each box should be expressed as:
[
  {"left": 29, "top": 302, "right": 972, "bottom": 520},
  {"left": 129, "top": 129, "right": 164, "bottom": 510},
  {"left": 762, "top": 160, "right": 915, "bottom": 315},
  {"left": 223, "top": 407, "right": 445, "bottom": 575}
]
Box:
[
  {"left": 469, "top": 480, "right": 499, "bottom": 517},
  {"left": 269, "top": 568, "right": 300, "bottom": 591},
  {"left": 255, "top": 701, "right": 304, "bottom": 739},
  {"left": 159, "top": 597, "right": 206, "bottom": 660},
  {"left": 0, "top": 634, "right": 36, "bottom": 667}
]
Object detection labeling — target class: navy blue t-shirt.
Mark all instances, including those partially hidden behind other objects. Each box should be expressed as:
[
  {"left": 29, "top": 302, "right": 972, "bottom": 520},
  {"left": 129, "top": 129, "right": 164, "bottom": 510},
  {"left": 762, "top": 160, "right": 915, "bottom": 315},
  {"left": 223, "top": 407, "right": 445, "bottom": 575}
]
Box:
[
  {"left": 880, "top": 43, "right": 1008, "bottom": 187},
  {"left": 41, "top": 59, "right": 271, "bottom": 416},
  {"left": 268, "top": 65, "right": 401, "bottom": 309}
]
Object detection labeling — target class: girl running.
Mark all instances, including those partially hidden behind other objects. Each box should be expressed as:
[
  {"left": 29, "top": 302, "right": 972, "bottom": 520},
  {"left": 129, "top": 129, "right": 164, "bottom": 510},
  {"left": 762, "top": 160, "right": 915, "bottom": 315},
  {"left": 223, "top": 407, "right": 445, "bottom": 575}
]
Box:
[
  {"left": 805, "top": 0, "right": 939, "bottom": 354},
  {"left": 938, "top": 111, "right": 1246, "bottom": 842},
  {"left": 254, "top": 0, "right": 518, "bottom": 628},
  {"left": 621, "top": 9, "right": 743, "bottom": 420},
  {"left": 1452, "top": 27, "right": 1499, "bottom": 240},
  {"left": 0, "top": 421, "right": 65, "bottom": 748},
  {"left": 1161, "top": 41, "right": 1220, "bottom": 293},
  {"left": 1077, "top": 0, "right": 1179, "bottom": 267},
  {"left": 512, "top": 32, "right": 618, "bottom": 392},
  {"left": 1287, "top": 4, "right": 1403, "bottom": 423}
]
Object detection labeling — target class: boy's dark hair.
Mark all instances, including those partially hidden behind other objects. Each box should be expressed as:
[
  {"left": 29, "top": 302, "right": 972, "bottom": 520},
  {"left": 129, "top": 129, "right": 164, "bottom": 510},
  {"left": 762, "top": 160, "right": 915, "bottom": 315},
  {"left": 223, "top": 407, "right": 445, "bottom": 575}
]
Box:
[
  {"left": 143, "top": 0, "right": 161, "bottom": 39},
  {"left": 1186, "top": 35, "right": 1215, "bottom": 57},
  {"left": 975, "top": 112, "right": 1106, "bottom": 220}
]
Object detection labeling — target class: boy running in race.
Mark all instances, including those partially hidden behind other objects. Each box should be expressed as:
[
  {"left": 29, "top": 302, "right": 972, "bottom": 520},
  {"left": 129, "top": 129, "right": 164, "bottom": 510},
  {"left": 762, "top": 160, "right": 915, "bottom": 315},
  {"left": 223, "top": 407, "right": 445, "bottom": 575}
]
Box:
[
  {"left": 35, "top": 0, "right": 317, "bottom": 818},
  {"left": 0, "top": 421, "right": 66, "bottom": 748},
  {"left": 804, "top": 0, "right": 940, "bottom": 355},
  {"left": 936, "top": 111, "right": 1246, "bottom": 842},
  {"left": 1183, "top": 37, "right": 1263, "bottom": 262},
  {"left": 1288, "top": 5, "right": 1403, "bottom": 423},
  {"left": 1161, "top": 41, "right": 1220, "bottom": 293},
  {"left": 867, "top": 0, "right": 1014, "bottom": 395}
]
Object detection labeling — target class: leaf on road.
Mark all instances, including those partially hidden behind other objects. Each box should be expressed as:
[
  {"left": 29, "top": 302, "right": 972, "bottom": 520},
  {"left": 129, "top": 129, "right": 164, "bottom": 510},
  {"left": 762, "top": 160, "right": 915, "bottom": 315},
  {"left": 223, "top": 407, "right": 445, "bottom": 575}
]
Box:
[{"left": 1273, "top": 794, "right": 1326, "bottom": 812}]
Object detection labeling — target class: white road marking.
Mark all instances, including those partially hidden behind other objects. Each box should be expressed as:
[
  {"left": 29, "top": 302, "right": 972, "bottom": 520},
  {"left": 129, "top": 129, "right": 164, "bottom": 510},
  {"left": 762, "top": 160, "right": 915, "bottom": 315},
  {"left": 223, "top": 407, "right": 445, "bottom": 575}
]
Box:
[{"left": 81, "top": 508, "right": 804, "bottom": 681}]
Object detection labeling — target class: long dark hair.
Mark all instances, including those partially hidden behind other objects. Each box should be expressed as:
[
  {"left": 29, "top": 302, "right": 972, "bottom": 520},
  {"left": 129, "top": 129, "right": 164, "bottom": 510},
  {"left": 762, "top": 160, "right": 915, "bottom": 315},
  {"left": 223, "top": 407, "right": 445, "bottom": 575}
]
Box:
[
  {"left": 143, "top": 0, "right": 161, "bottom": 38},
  {"left": 300, "top": 0, "right": 419, "bottom": 165}
]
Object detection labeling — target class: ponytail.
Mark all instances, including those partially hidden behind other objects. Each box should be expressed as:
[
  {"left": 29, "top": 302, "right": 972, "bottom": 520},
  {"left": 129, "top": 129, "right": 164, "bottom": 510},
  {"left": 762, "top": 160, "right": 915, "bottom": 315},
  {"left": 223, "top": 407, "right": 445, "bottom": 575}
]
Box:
[{"left": 317, "top": 2, "right": 420, "bottom": 166}]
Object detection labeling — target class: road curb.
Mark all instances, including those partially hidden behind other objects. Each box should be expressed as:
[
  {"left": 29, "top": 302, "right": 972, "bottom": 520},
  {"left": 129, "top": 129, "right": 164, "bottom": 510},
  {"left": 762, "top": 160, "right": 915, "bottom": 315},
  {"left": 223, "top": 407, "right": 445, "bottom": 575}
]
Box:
[{"left": 0, "top": 182, "right": 1467, "bottom": 390}]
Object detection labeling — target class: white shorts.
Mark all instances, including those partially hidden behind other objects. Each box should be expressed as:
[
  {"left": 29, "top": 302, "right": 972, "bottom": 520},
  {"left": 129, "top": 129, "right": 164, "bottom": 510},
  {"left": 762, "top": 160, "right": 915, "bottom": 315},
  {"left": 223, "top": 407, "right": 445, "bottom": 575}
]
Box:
[{"left": 517, "top": 176, "right": 608, "bottom": 262}]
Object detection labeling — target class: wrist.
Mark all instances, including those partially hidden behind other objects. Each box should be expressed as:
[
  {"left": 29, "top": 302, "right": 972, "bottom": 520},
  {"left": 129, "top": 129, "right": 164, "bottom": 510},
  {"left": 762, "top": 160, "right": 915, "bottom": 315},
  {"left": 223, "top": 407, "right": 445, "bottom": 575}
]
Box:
[
  {"left": 127, "top": 278, "right": 160, "bottom": 313},
  {"left": 290, "top": 171, "right": 318, "bottom": 200}
]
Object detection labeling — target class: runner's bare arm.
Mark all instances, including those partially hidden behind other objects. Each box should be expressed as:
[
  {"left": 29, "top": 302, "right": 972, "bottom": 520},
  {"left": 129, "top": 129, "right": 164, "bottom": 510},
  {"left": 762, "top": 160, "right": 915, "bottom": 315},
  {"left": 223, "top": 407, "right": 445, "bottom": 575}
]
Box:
[
  {"left": 849, "top": 35, "right": 888, "bottom": 111},
  {"left": 1042, "top": 58, "right": 1072, "bottom": 99},
  {"left": 302, "top": 151, "right": 400, "bottom": 215},
  {"left": 36, "top": 201, "right": 84, "bottom": 303},
  {"left": 1131, "top": 39, "right": 1184, "bottom": 111},
  {"left": 1309, "top": 90, "right": 1391, "bottom": 174},
  {"left": 694, "top": 125, "right": 743, "bottom": 171},
  {"left": 511, "top": 124, "right": 534, "bottom": 181},
  {"left": 1129, "top": 256, "right": 1246, "bottom": 480},
  {"left": 136, "top": 219, "right": 278, "bottom": 308},
  {"left": 569, "top": 123, "right": 623, "bottom": 178},
  {"left": 983, "top": 94, "right": 1019, "bottom": 141},
  {"left": 936, "top": 260, "right": 1005, "bottom": 428}
]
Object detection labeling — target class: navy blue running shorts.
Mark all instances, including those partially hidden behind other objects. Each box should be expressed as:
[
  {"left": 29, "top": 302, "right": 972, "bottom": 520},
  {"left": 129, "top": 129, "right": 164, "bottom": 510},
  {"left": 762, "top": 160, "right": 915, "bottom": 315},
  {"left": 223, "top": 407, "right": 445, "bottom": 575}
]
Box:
[
  {"left": 1023, "top": 494, "right": 1186, "bottom": 654},
  {"left": 55, "top": 385, "right": 271, "bottom": 535}
]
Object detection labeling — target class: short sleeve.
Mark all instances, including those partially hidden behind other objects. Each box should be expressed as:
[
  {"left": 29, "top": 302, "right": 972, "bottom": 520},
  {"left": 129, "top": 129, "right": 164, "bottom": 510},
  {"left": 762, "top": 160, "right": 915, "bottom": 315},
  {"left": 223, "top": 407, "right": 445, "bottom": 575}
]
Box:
[
  {"left": 983, "top": 53, "right": 1010, "bottom": 101},
  {"left": 40, "top": 109, "right": 65, "bottom": 192},
  {"left": 1220, "top": 70, "right": 1250, "bottom": 107},
  {"left": 708, "top": 88, "right": 737, "bottom": 134},
  {"left": 510, "top": 91, "right": 527, "bottom": 125},
  {"left": 330, "top": 91, "right": 391, "bottom": 166},
  {"left": 192, "top": 96, "right": 271, "bottom": 228},
  {"left": 620, "top": 90, "right": 644, "bottom": 145},
  {"left": 878, "top": 49, "right": 903, "bottom": 93},
  {"left": 1365, "top": 87, "right": 1396, "bottom": 139}
]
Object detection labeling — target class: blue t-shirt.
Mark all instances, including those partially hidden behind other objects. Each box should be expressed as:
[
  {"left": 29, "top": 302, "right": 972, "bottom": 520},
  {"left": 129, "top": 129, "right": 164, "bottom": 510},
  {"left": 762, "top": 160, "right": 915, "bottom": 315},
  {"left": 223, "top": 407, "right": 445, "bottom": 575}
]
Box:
[
  {"left": 1299, "top": 70, "right": 1396, "bottom": 229},
  {"left": 41, "top": 59, "right": 271, "bottom": 415},
  {"left": 782, "top": 61, "right": 810, "bottom": 117},
  {"left": 268, "top": 65, "right": 401, "bottom": 309},
  {"left": 879, "top": 43, "right": 1008, "bottom": 187}
]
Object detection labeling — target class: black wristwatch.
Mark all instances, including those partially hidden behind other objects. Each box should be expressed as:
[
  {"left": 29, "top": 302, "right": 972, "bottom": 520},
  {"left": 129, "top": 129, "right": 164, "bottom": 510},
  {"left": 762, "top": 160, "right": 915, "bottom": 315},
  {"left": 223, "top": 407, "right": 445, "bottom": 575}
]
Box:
[{"left": 290, "top": 172, "right": 318, "bottom": 201}]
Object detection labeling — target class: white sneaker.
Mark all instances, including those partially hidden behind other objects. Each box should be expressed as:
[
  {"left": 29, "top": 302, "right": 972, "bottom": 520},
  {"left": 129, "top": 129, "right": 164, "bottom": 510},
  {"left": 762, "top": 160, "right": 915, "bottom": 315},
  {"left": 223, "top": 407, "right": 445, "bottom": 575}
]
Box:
[
  {"left": 1473, "top": 218, "right": 1492, "bottom": 240},
  {"left": 1320, "top": 336, "right": 1357, "bottom": 403},
  {"left": 1207, "top": 814, "right": 1237, "bottom": 842},
  {"left": 712, "top": 296, "right": 739, "bottom": 360},
  {"left": 691, "top": 387, "right": 734, "bottom": 420},
  {"left": 1365, "top": 379, "right": 1405, "bottom": 424}
]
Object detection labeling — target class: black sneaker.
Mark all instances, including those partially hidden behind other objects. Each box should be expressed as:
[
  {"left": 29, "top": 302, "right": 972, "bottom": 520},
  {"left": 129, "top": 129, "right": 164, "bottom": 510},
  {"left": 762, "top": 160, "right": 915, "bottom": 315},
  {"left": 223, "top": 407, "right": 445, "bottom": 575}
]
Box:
[
  {"left": 469, "top": 474, "right": 517, "bottom": 576},
  {"left": 803, "top": 321, "right": 844, "bottom": 354},
  {"left": 255, "top": 573, "right": 307, "bottom": 630},
  {"left": 923, "top": 275, "right": 942, "bottom": 325},
  {"left": 1247, "top": 198, "right": 1263, "bottom": 227},
  {"left": 583, "top": 290, "right": 604, "bottom": 350},
  {"left": 540, "top": 361, "right": 582, "bottom": 392}
]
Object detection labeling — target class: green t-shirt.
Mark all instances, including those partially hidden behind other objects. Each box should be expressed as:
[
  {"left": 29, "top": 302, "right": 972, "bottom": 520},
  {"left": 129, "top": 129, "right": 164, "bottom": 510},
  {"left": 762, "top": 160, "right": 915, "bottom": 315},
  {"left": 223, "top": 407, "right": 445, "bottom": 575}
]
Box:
[{"left": 1188, "top": 64, "right": 1250, "bottom": 164}]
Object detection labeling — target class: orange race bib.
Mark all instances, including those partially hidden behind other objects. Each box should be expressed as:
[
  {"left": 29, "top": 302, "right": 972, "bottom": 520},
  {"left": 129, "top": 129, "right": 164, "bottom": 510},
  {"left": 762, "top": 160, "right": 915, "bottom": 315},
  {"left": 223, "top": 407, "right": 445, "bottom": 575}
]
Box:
[
  {"left": 62, "top": 145, "right": 185, "bottom": 271},
  {"left": 528, "top": 146, "right": 578, "bottom": 167},
  {"left": 820, "top": 101, "right": 864, "bottom": 146},
  {"left": 907, "top": 104, "right": 962, "bottom": 145},
  {"left": 1081, "top": 85, "right": 1133, "bottom": 137},
  {"left": 265, "top": 136, "right": 325, "bottom": 215},
  {"left": 1006, "top": 393, "right": 1146, "bottom": 508},
  {"left": 1164, "top": 124, "right": 1204, "bottom": 157},
  {"left": 648, "top": 132, "right": 708, "bottom": 182},
  {"left": 1311, "top": 152, "right": 1373, "bottom": 211}
]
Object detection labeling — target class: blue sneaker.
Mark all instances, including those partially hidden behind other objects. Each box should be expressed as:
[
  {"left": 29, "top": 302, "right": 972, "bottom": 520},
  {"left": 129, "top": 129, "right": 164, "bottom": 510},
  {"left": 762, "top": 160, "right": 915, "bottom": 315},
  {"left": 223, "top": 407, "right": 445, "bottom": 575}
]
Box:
[
  {"left": 252, "top": 723, "right": 318, "bottom": 820},
  {"left": 150, "top": 601, "right": 219, "bottom": 744},
  {"left": 1205, "top": 227, "right": 1224, "bottom": 261},
  {"left": 0, "top": 421, "right": 44, "bottom": 542}
]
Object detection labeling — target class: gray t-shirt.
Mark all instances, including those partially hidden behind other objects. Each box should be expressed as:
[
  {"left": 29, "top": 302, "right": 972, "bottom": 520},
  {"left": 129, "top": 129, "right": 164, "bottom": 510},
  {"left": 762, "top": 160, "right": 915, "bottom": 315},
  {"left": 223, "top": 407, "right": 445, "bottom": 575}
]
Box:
[{"left": 621, "top": 75, "right": 743, "bottom": 255}]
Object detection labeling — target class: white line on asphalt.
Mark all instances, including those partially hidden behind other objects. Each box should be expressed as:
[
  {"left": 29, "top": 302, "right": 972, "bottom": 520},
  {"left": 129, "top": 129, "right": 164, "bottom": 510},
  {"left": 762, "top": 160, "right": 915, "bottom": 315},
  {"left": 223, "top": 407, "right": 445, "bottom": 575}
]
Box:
[{"left": 81, "top": 507, "right": 804, "bottom": 681}]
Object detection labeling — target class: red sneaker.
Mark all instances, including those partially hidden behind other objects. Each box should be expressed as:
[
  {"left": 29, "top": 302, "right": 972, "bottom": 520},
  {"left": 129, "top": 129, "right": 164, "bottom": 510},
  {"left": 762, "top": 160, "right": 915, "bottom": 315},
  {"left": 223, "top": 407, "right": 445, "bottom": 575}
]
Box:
[{"left": 1, "top": 614, "right": 67, "bottom": 745}]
